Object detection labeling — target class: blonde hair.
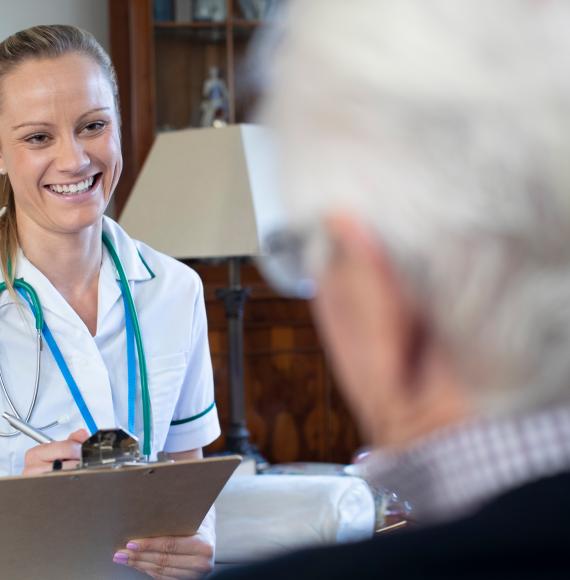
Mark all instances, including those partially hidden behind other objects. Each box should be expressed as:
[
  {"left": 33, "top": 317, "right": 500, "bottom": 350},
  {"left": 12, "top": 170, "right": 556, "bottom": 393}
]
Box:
[{"left": 0, "top": 24, "right": 119, "bottom": 293}]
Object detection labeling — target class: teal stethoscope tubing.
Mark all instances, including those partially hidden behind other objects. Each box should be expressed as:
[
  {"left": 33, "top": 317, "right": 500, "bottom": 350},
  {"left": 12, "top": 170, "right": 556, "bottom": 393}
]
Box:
[
  {"left": 0, "top": 232, "right": 152, "bottom": 457},
  {"left": 0, "top": 279, "right": 44, "bottom": 430},
  {"left": 102, "top": 232, "right": 152, "bottom": 456}
]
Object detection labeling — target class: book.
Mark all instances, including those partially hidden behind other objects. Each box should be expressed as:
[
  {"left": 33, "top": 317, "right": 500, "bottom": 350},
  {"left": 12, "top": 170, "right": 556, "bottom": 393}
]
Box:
[
  {"left": 154, "top": 0, "right": 174, "bottom": 22},
  {"left": 175, "top": 0, "right": 192, "bottom": 22}
]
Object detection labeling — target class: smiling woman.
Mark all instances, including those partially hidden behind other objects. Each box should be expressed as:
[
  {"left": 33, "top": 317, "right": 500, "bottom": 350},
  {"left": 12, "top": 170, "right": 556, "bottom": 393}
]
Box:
[
  {"left": 1, "top": 53, "right": 122, "bottom": 267},
  {"left": 0, "top": 25, "right": 220, "bottom": 579}
]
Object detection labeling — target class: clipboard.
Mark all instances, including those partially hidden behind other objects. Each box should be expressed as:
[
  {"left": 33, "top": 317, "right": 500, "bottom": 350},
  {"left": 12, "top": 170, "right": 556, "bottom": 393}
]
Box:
[{"left": 0, "top": 455, "right": 241, "bottom": 579}]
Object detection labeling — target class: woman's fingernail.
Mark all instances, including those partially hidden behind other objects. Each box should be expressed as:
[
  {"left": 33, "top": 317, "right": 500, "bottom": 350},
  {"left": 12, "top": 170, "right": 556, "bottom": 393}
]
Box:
[
  {"left": 126, "top": 542, "right": 140, "bottom": 551},
  {"left": 113, "top": 552, "right": 129, "bottom": 565}
]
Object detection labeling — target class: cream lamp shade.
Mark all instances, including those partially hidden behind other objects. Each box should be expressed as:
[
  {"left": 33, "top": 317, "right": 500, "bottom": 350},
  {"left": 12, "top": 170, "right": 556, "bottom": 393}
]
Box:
[{"left": 119, "top": 124, "right": 282, "bottom": 259}]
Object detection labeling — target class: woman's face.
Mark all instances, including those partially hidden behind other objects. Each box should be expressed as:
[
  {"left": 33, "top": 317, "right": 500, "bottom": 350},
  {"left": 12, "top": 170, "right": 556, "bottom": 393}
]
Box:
[{"left": 0, "top": 52, "right": 122, "bottom": 237}]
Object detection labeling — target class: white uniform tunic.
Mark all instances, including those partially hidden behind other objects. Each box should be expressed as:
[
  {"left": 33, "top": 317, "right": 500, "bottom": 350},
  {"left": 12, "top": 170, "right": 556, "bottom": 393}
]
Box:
[{"left": 0, "top": 217, "right": 220, "bottom": 475}]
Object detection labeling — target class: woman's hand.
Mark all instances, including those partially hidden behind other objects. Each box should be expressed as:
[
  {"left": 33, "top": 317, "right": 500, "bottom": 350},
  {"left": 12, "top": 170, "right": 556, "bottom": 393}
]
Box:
[
  {"left": 22, "top": 428, "right": 89, "bottom": 476},
  {"left": 112, "top": 530, "right": 214, "bottom": 579},
  {"left": 113, "top": 448, "right": 215, "bottom": 578},
  {"left": 114, "top": 503, "right": 216, "bottom": 579}
]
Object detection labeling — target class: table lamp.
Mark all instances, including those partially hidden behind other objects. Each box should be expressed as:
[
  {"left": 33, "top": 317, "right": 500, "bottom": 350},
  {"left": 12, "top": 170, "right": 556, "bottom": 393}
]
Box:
[{"left": 119, "top": 124, "right": 282, "bottom": 463}]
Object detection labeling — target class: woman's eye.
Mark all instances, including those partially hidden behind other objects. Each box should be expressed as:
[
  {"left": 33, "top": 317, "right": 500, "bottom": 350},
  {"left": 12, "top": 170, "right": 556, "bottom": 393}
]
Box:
[
  {"left": 25, "top": 133, "right": 50, "bottom": 145},
  {"left": 82, "top": 121, "right": 107, "bottom": 134}
]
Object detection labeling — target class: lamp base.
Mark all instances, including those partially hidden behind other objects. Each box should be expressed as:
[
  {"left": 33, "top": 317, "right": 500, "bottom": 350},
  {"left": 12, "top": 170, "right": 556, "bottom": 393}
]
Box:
[
  {"left": 226, "top": 437, "right": 269, "bottom": 472},
  {"left": 225, "top": 424, "right": 269, "bottom": 471},
  {"left": 216, "top": 258, "right": 270, "bottom": 472}
]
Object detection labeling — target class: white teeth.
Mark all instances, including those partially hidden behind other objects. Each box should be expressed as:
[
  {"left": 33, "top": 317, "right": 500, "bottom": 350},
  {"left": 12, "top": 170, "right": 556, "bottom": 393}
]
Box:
[{"left": 48, "top": 175, "right": 95, "bottom": 195}]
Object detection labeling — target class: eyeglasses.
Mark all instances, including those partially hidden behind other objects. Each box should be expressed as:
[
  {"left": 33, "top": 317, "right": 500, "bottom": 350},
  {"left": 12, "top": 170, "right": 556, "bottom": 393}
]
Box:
[{"left": 256, "top": 226, "right": 330, "bottom": 300}]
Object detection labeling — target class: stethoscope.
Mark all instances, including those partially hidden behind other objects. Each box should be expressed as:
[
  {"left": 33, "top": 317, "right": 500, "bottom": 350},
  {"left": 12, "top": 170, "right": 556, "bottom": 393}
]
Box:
[{"left": 0, "top": 232, "right": 153, "bottom": 457}]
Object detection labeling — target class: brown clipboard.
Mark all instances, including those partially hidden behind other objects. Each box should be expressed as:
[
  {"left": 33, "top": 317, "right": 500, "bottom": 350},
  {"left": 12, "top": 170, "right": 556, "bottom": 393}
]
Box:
[{"left": 0, "top": 455, "right": 241, "bottom": 579}]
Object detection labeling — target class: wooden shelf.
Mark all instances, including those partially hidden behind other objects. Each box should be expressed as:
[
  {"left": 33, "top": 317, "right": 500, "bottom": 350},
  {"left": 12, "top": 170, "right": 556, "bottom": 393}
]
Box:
[
  {"left": 233, "top": 19, "right": 264, "bottom": 28},
  {"left": 154, "top": 19, "right": 263, "bottom": 29},
  {"left": 155, "top": 20, "right": 224, "bottom": 29}
]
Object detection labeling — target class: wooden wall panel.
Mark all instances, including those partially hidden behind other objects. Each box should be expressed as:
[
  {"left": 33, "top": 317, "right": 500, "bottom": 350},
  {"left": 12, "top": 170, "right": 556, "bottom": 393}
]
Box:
[{"left": 197, "top": 262, "right": 361, "bottom": 464}]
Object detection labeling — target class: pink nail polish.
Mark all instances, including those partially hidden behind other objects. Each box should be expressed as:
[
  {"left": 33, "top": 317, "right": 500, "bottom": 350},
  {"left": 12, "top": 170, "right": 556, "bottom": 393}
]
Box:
[
  {"left": 126, "top": 542, "right": 140, "bottom": 551},
  {"left": 113, "top": 552, "right": 128, "bottom": 565}
]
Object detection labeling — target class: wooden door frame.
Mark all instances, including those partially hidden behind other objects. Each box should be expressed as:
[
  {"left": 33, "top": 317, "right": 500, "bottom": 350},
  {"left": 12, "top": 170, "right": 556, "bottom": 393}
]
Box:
[{"left": 108, "top": 0, "right": 156, "bottom": 217}]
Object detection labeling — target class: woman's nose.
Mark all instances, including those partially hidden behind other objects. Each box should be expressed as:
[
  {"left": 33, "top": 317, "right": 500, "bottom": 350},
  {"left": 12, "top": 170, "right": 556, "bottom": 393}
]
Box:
[{"left": 55, "top": 136, "right": 90, "bottom": 173}]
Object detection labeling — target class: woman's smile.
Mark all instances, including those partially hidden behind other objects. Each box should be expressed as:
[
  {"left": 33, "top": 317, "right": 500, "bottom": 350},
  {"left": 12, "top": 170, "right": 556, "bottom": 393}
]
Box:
[{"left": 44, "top": 172, "right": 103, "bottom": 201}]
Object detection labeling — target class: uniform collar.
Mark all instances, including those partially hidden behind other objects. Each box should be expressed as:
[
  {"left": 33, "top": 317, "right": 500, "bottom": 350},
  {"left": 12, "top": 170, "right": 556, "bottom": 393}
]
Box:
[
  {"left": 102, "top": 216, "right": 154, "bottom": 283},
  {"left": 0, "top": 217, "right": 153, "bottom": 324},
  {"left": 97, "top": 216, "right": 154, "bottom": 327},
  {"left": 1, "top": 248, "right": 79, "bottom": 324}
]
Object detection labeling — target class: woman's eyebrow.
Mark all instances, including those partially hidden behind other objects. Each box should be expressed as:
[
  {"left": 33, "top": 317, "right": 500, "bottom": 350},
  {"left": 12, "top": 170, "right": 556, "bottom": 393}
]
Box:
[
  {"left": 77, "top": 107, "right": 112, "bottom": 121},
  {"left": 11, "top": 121, "right": 51, "bottom": 131},
  {"left": 11, "top": 107, "right": 112, "bottom": 131}
]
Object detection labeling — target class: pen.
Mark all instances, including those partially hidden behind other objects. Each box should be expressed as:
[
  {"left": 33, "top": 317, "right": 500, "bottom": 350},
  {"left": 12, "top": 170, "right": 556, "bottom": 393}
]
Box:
[{"left": 2, "top": 412, "right": 54, "bottom": 444}]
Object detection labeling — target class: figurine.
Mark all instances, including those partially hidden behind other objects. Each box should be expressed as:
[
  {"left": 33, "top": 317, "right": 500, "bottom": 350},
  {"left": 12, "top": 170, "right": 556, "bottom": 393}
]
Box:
[
  {"left": 199, "top": 66, "right": 230, "bottom": 127},
  {"left": 193, "top": 0, "right": 226, "bottom": 22}
]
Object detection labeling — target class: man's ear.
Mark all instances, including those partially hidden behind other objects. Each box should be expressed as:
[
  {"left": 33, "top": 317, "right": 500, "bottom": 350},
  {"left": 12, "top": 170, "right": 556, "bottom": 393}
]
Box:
[
  {"left": 324, "top": 212, "right": 388, "bottom": 273},
  {"left": 323, "top": 211, "right": 411, "bottom": 336},
  {"left": 333, "top": 215, "right": 429, "bottom": 384},
  {"left": 320, "top": 213, "right": 469, "bottom": 446},
  {"left": 314, "top": 212, "right": 418, "bottom": 419}
]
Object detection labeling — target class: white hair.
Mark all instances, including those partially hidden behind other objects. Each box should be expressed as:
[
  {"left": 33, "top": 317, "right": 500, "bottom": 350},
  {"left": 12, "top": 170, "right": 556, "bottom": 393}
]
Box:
[{"left": 258, "top": 0, "right": 570, "bottom": 415}]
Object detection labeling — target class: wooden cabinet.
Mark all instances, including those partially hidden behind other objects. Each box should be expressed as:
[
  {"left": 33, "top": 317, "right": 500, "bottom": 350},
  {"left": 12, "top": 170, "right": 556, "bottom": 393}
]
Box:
[{"left": 108, "top": 0, "right": 361, "bottom": 464}]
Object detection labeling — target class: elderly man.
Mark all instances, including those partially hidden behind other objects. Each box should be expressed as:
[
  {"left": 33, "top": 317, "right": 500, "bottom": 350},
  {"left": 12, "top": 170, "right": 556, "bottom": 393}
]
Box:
[{"left": 214, "top": 0, "right": 570, "bottom": 578}]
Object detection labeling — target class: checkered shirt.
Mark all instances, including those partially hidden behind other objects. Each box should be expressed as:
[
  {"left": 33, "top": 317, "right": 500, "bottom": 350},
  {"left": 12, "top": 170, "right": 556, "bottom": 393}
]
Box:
[{"left": 355, "top": 404, "right": 570, "bottom": 524}]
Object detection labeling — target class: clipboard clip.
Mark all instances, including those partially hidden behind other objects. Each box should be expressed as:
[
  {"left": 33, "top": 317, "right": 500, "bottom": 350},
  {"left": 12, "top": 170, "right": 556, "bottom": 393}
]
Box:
[{"left": 79, "top": 428, "right": 162, "bottom": 469}]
